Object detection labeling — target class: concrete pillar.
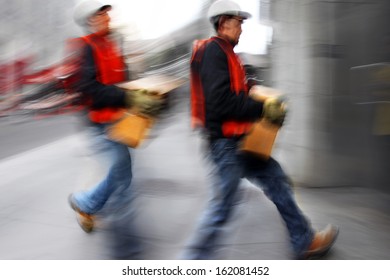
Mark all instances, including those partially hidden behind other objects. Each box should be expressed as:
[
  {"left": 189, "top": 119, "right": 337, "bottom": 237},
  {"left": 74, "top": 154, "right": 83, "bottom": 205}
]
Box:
[{"left": 269, "top": 0, "right": 390, "bottom": 189}]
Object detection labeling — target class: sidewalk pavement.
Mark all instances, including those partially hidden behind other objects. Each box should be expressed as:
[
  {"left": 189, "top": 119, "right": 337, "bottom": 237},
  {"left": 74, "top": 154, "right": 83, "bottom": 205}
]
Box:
[{"left": 0, "top": 84, "right": 389, "bottom": 260}]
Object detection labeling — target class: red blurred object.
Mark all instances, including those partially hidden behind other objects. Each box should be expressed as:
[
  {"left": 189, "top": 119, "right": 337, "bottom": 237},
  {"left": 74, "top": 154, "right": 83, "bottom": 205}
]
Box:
[
  {"left": 0, "top": 56, "right": 34, "bottom": 94},
  {"left": 0, "top": 40, "right": 85, "bottom": 118},
  {"left": 23, "top": 67, "right": 57, "bottom": 84}
]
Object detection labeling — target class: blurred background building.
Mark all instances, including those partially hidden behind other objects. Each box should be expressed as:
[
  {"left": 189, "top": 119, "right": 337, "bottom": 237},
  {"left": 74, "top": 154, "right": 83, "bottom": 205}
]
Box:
[
  {"left": 0, "top": 0, "right": 389, "bottom": 192},
  {"left": 267, "top": 0, "right": 389, "bottom": 192}
]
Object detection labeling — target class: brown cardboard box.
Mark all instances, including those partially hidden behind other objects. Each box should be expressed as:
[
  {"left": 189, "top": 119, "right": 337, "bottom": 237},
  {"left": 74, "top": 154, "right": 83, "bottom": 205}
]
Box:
[
  {"left": 106, "top": 113, "right": 153, "bottom": 148},
  {"left": 248, "top": 85, "right": 282, "bottom": 102},
  {"left": 116, "top": 75, "right": 185, "bottom": 96},
  {"left": 240, "top": 119, "right": 280, "bottom": 159},
  {"left": 110, "top": 75, "right": 185, "bottom": 148},
  {"left": 240, "top": 85, "right": 283, "bottom": 159}
]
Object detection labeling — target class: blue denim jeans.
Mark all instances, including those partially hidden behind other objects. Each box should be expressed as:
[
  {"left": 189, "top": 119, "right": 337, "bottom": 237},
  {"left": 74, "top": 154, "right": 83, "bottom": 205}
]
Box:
[
  {"left": 72, "top": 123, "right": 141, "bottom": 259},
  {"left": 184, "top": 138, "right": 314, "bottom": 259},
  {"left": 73, "top": 123, "right": 133, "bottom": 215}
]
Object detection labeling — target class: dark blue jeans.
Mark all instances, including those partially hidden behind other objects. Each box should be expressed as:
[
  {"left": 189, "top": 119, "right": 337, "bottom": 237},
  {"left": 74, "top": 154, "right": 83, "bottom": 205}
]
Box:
[{"left": 185, "top": 138, "right": 314, "bottom": 259}]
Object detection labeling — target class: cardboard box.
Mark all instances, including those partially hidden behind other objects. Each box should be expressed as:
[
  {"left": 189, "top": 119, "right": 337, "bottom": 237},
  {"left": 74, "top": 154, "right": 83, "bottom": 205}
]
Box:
[
  {"left": 110, "top": 75, "right": 185, "bottom": 148},
  {"left": 240, "top": 85, "right": 283, "bottom": 159},
  {"left": 106, "top": 113, "right": 153, "bottom": 148},
  {"left": 240, "top": 119, "right": 280, "bottom": 159},
  {"left": 248, "top": 85, "right": 282, "bottom": 102},
  {"left": 116, "top": 74, "right": 185, "bottom": 96}
]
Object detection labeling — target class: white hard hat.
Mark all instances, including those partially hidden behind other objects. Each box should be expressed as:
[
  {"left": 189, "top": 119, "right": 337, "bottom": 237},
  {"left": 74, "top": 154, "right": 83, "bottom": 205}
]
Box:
[
  {"left": 73, "top": 0, "right": 112, "bottom": 27},
  {"left": 207, "top": 0, "right": 251, "bottom": 22}
]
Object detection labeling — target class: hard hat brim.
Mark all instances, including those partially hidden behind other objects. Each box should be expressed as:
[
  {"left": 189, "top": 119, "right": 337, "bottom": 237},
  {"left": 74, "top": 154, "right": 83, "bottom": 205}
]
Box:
[
  {"left": 223, "top": 10, "right": 252, "bottom": 19},
  {"left": 98, "top": 5, "right": 112, "bottom": 13},
  {"left": 209, "top": 10, "right": 252, "bottom": 24}
]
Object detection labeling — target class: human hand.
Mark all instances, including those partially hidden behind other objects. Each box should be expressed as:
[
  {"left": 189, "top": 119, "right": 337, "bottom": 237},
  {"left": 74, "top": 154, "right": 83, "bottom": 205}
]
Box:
[
  {"left": 262, "top": 97, "right": 287, "bottom": 126},
  {"left": 125, "top": 89, "right": 164, "bottom": 117}
]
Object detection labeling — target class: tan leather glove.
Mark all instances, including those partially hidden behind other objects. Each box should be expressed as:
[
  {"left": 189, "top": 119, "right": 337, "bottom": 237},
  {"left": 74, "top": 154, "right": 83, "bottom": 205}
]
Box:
[
  {"left": 262, "top": 97, "right": 287, "bottom": 126},
  {"left": 125, "top": 89, "right": 164, "bottom": 117}
]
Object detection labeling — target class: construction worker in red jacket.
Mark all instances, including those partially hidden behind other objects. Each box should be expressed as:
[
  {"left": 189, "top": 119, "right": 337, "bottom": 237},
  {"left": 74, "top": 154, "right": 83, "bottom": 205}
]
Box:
[
  {"left": 184, "top": 0, "right": 338, "bottom": 260},
  {"left": 68, "top": 0, "right": 160, "bottom": 259}
]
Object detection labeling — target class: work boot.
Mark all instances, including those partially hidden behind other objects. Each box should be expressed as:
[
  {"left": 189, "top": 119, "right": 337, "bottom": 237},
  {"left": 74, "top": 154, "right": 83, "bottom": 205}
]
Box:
[
  {"left": 304, "top": 224, "right": 339, "bottom": 259},
  {"left": 68, "top": 194, "right": 94, "bottom": 233}
]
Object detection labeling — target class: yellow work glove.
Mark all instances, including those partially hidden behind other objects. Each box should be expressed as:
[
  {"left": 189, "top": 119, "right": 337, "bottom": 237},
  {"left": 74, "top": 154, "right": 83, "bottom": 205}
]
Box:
[
  {"left": 262, "top": 97, "right": 287, "bottom": 126},
  {"left": 125, "top": 89, "right": 164, "bottom": 117}
]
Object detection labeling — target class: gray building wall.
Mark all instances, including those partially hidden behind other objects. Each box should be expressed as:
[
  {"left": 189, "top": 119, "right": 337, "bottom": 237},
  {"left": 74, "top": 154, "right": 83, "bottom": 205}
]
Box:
[{"left": 269, "top": 0, "right": 389, "bottom": 190}]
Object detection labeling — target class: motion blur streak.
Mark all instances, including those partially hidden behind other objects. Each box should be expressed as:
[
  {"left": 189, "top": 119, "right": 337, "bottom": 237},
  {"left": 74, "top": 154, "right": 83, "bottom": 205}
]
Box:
[{"left": 0, "top": 0, "right": 389, "bottom": 260}]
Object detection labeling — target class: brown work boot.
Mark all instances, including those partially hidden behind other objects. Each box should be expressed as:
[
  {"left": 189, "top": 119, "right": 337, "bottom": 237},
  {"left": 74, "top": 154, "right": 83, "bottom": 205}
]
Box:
[
  {"left": 68, "top": 194, "right": 95, "bottom": 233},
  {"left": 304, "top": 224, "right": 339, "bottom": 259}
]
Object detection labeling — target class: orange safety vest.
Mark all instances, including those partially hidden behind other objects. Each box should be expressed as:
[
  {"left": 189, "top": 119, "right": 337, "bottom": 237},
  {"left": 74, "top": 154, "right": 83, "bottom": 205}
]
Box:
[
  {"left": 190, "top": 36, "right": 252, "bottom": 137},
  {"left": 80, "top": 34, "right": 127, "bottom": 123}
]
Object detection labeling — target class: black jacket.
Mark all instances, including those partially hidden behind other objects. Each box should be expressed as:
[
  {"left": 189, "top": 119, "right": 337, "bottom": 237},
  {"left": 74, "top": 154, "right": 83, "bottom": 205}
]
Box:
[
  {"left": 198, "top": 38, "right": 263, "bottom": 138},
  {"left": 78, "top": 43, "right": 127, "bottom": 110}
]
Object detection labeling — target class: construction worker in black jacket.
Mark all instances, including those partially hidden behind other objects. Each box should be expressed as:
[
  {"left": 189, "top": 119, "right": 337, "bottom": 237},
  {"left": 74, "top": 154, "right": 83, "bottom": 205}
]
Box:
[{"left": 184, "top": 0, "right": 339, "bottom": 260}]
